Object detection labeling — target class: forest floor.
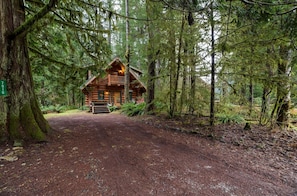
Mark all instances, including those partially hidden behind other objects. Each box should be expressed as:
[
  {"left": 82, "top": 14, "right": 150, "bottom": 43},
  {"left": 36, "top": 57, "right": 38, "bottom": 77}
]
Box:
[{"left": 0, "top": 111, "right": 297, "bottom": 195}]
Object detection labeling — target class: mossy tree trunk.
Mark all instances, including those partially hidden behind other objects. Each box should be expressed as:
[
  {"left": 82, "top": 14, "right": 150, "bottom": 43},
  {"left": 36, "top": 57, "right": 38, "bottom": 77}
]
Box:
[
  {"left": 259, "top": 47, "right": 273, "bottom": 125},
  {"left": 275, "top": 44, "right": 292, "bottom": 128},
  {"left": 259, "top": 87, "right": 271, "bottom": 125},
  {"left": 0, "top": 0, "right": 56, "bottom": 142}
]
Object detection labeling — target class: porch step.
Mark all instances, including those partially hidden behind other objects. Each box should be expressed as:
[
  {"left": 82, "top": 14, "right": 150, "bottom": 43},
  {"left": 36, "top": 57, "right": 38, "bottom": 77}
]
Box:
[
  {"left": 90, "top": 102, "right": 110, "bottom": 114},
  {"left": 92, "top": 105, "right": 110, "bottom": 114}
]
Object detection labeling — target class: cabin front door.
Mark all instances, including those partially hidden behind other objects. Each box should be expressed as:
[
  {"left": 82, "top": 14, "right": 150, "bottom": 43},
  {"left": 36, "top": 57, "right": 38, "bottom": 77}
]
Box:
[{"left": 113, "top": 91, "right": 122, "bottom": 106}]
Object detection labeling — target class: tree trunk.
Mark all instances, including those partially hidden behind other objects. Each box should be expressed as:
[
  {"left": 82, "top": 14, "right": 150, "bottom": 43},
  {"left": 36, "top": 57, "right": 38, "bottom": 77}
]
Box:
[
  {"left": 168, "top": 14, "right": 185, "bottom": 117},
  {"left": 275, "top": 45, "right": 291, "bottom": 128},
  {"left": 187, "top": 26, "right": 196, "bottom": 115},
  {"left": 145, "top": 0, "right": 156, "bottom": 114},
  {"left": 259, "top": 48, "right": 273, "bottom": 125},
  {"left": 179, "top": 62, "right": 187, "bottom": 115},
  {"left": 210, "top": 2, "right": 215, "bottom": 126},
  {"left": 169, "top": 17, "right": 177, "bottom": 117},
  {"left": 174, "top": 15, "right": 185, "bottom": 114},
  {"left": 189, "top": 63, "right": 196, "bottom": 114},
  {"left": 124, "top": 0, "right": 130, "bottom": 103},
  {"left": 146, "top": 57, "right": 156, "bottom": 113},
  {"left": 259, "top": 87, "right": 271, "bottom": 125},
  {"left": 0, "top": 1, "right": 54, "bottom": 142},
  {"left": 248, "top": 77, "right": 253, "bottom": 116}
]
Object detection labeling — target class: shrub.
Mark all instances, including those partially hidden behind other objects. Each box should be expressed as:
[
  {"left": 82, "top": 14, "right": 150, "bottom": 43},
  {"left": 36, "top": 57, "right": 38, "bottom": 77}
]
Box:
[
  {"left": 121, "top": 102, "right": 146, "bottom": 116},
  {"left": 41, "top": 105, "right": 55, "bottom": 114},
  {"left": 290, "top": 108, "right": 297, "bottom": 118},
  {"left": 54, "top": 105, "right": 67, "bottom": 113},
  {"left": 154, "top": 101, "right": 167, "bottom": 112},
  {"left": 108, "top": 105, "right": 118, "bottom": 112},
  {"left": 79, "top": 105, "right": 89, "bottom": 111},
  {"left": 41, "top": 105, "right": 75, "bottom": 114},
  {"left": 216, "top": 113, "right": 245, "bottom": 124}
]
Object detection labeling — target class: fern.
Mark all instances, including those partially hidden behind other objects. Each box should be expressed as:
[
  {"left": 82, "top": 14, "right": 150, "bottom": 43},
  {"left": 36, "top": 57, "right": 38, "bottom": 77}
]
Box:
[
  {"left": 108, "top": 105, "right": 118, "bottom": 112},
  {"left": 121, "top": 102, "right": 146, "bottom": 116},
  {"left": 217, "top": 113, "right": 245, "bottom": 124}
]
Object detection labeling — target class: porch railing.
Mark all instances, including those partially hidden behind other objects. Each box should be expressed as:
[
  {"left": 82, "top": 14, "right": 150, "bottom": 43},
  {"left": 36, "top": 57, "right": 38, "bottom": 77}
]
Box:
[{"left": 108, "top": 74, "right": 125, "bottom": 86}]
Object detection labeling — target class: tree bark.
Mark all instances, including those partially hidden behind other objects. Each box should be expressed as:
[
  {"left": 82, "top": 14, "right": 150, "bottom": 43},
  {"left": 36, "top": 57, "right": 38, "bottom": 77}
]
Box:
[
  {"left": 275, "top": 44, "right": 291, "bottom": 128},
  {"left": 0, "top": 0, "right": 55, "bottom": 142},
  {"left": 187, "top": 26, "right": 196, "bottom": 115},
  {"left": 248, "top": 76, "right": 253, "bottom": 116},
  {"left": 169, "top": 14, "right": 177, "bottom": 117},
  {"left": 260, "top": 87, "right": 271, "bottom": 125},
  {"left": 259, "top": 48, "right": 273, "bottom": 125},
  {"left": 145, "top": 0, "right": 156, "bottom": 114},
  {"left": 124, "top": 0, "right": 130, "bottom": 103},
  {"left": 174, "top": 15, "right": 185, "bottom": 114},
  {"left": 169, "top": 14, "right": 185, "bottom": 117},
  {"left": 189, "top": 62, "right": 196, "bottom": 114},
  {"left": 179, "top": 61, "right": 187, "bottom": 115},
  {"left": 146, "top": 56, "right": 156, "bottom": 113},
  {"left": 210, "top": 2, "right": 215, "bottom": 126}
]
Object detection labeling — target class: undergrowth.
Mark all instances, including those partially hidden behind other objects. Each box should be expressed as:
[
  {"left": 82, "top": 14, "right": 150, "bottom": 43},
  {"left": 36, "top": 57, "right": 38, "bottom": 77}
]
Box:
[
  {"left": 108, "top": 105, "right": 118, "bottom": 112},
  {"left": 121, "top": 102, "right": 146, "bottom": 116},
  {"left": 216, "top": 113, "right": 245, "bottom": 124},
  {"left": 41, "top": 105, "right": 77, "bottom": 114}
]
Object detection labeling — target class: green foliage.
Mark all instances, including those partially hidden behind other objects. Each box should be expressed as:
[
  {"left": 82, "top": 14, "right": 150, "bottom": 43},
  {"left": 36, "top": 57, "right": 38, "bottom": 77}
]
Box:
[
  {"left": 121, "top": 103, "right": 146, "bottom": 116},
  {"left": 108, "top": 105, "right": 118, "bottom": 112},
  {"left": 154, "top": 101, "right": 168, "bottom": 113},
  {"left": 290, "top": 108, "right": 297, "bottom": 119},
  {"left": 54, "top": 105, "right": 68, "bottom": 113},
  {"left": 216, "top": 113, "right": 245, "bottom": 124},
  {"left": 28, "top": 0, "right": 111, "bottom": 108},
  {"left": 216, "top": 102, "right": 261, "bottom": 120},
  {"left": 41, "top": 105, "right": 77, "bottom": 114},
  {"left": 41, "top": 105, "right": 55, "bottom": 113},
  {"left": 24, "top": 0, "right": 297, "bottom": 128},
  {"left": 79, "top": 105, "right": 89, "bottom": 111},
  {"left": 253, "top": 97, "right": 262, "bottom": 106}
]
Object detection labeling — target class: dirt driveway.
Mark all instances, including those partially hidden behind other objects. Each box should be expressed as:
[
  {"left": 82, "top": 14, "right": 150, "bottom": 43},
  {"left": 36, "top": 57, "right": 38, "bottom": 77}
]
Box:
[{"left": 0, "top": 112, "right": 296, "bottom": 195}]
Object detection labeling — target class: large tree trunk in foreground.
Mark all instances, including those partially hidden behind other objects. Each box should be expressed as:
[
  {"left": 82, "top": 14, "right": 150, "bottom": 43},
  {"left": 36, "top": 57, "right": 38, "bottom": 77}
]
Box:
[{"left": 0, "top": 1, "right": 54, "bottom": 142}]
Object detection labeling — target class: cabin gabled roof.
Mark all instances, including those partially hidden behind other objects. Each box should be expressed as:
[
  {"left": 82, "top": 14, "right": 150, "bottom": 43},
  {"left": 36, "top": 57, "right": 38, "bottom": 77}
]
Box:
[
  {"left": 79, "top": 75, "right": 97, "bottom": 90},
  {"left": 129, "top": 69, "right": 146, "bottom": 89},
  {"left": 107, "top": 58, "right": 143, "bottom": 74},
  {"left": 80, "top": 58, "right": 146, "bottom": 91}
]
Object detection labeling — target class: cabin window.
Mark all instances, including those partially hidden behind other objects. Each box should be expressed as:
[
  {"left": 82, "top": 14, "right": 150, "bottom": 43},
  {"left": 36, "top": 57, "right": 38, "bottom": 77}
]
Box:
[
  {"left": 98, "top": 91, "right": 104, "bottom": 100},
  {"left": 129, "top": 92, "right": 133, "bottom": 101}
]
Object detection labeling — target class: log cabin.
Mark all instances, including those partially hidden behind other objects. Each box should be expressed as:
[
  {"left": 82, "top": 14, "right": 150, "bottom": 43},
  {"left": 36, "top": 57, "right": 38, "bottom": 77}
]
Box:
[{"left": 80, "top": 58, "right": 146, "bottom": 113}]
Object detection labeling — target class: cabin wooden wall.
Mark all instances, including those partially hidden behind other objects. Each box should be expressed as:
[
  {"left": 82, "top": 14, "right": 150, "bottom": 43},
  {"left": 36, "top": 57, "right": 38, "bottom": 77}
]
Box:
[
  {"left": 84, "top": 86, "right": 144, "bottom": 106},
  {"left": 84, "top": 84, "right": 111, "bottom": 106},
  {"left": 83, "top": 72, "right": 146, "bottom": 107}
]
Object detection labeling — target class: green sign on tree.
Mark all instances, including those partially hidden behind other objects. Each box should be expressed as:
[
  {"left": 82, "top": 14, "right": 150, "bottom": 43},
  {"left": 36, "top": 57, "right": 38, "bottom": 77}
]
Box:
[{"left": 0, "top": 80, "right": 7, "bottom": 96}]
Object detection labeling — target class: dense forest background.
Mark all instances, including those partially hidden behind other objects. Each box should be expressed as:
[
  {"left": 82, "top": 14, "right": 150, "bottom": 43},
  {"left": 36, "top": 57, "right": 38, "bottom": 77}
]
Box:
[{"left": 26, "top": 0, "right": 297, "bottom": 128}]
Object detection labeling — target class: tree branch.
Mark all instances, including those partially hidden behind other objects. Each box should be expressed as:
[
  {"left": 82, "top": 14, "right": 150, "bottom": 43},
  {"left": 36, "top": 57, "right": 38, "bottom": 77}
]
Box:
[
  {"left": 29, "top": 46, "right": 68, "bottom": 67},
  {"left": 241, "top": 0, "right": 297, "bottom": 6},
  {"left": 10, "top": 0, "right": 58, "bottom": 39},
  {"left": 77, "top": 0, "right": 151, "bottom": 21}
]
